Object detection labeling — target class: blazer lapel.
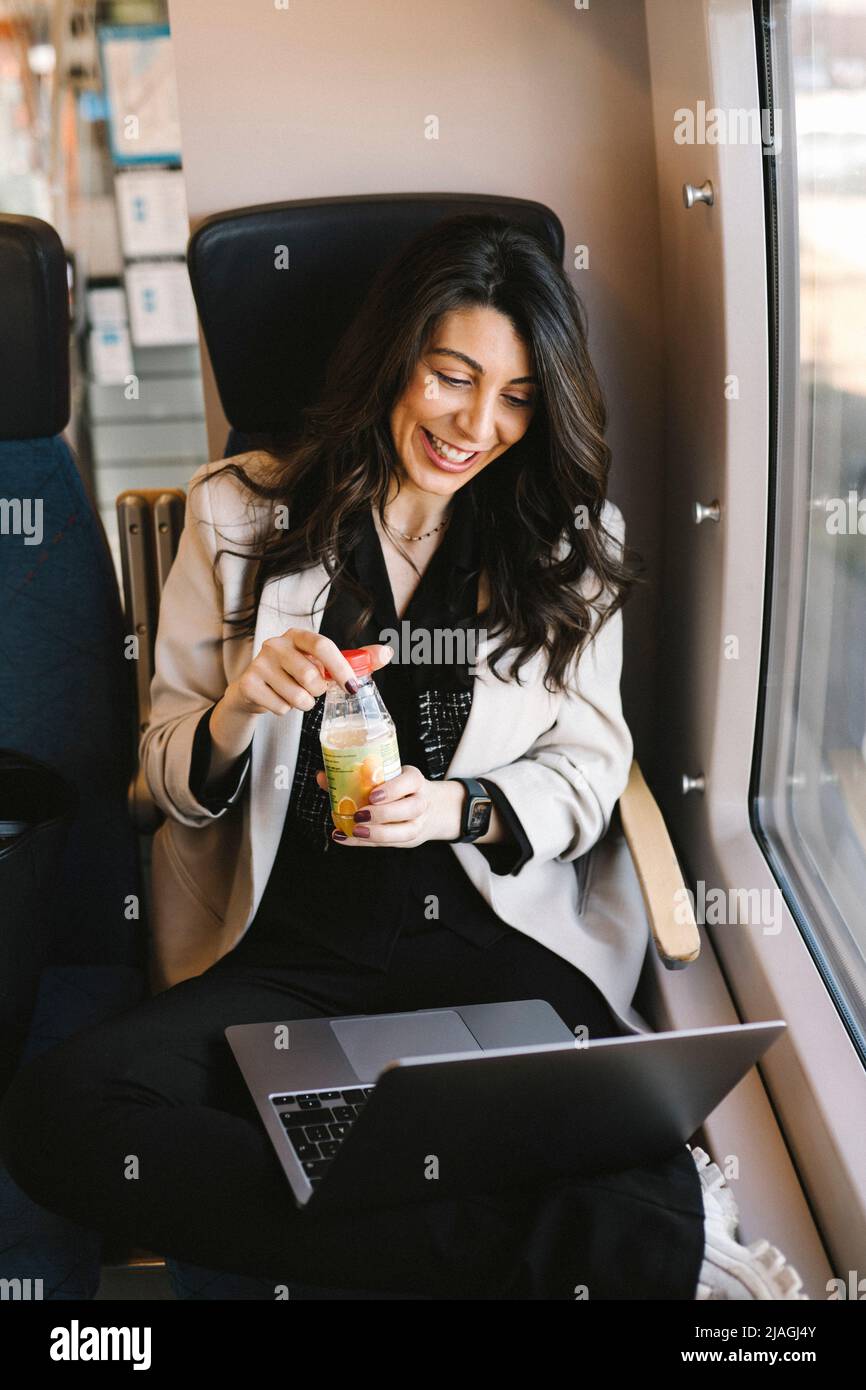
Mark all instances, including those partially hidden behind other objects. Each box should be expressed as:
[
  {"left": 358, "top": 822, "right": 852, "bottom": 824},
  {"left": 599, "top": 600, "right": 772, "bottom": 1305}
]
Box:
[{"left": 247, "top": 563, "right": 333, "bottom": 908}]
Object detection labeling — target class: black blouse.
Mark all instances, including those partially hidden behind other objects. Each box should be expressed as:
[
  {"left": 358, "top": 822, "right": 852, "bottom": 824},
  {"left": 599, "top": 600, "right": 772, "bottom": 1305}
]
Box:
[{"left": 188, "top": 478, "right": 534, "bottom": 970}]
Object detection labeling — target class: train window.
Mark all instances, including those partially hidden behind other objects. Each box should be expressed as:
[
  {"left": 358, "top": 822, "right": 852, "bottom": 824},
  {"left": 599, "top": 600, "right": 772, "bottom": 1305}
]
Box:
[{"left": 756, "top": 0, "right": 866, "bottom": 1054}]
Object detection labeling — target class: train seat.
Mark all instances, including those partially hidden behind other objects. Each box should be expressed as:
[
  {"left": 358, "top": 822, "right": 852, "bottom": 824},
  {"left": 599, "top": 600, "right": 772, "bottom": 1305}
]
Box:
[
  {"left": 0, "top": 214, "right": 146, "bottom": 1298},
  {"left": 116, "top": 194, "right": 700, "bottom": 1298}
]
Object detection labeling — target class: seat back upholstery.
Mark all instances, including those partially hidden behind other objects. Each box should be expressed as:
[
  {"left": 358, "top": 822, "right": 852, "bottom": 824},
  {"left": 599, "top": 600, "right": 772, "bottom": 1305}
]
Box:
[
  {"left": 185, "top": 192, "right": 564, "bottom": 453},
  {"left": 0, "top": 215, "right": 141, "bottom": 968}
]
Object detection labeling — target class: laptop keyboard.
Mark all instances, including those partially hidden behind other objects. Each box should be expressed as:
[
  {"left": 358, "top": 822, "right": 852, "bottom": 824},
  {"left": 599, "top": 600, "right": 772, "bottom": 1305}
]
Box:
[{"left": 270, "top": 1087, "right": 375, "bottom": 1188}]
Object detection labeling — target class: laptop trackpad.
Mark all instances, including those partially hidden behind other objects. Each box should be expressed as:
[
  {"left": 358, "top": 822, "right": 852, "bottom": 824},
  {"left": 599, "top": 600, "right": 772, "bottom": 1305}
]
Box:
[{"left": 331, "top": 1010, "right": 480, "bottom": 1080}]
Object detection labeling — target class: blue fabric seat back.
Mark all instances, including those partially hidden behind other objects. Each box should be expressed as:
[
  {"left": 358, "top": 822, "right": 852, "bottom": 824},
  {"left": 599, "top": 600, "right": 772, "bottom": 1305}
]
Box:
[{"left": 0, "top": 215, "right": 141, "bottom": 968}]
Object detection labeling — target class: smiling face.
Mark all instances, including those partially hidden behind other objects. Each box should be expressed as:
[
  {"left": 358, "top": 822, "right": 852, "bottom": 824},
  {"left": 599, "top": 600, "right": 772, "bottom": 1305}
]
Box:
[{"left": 388, "top": 305, "right": 539, "bottom": 501}]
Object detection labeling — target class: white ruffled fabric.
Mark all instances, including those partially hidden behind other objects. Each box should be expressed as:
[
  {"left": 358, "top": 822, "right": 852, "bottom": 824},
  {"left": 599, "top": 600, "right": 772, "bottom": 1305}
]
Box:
[{"left": 688, "top": 1145, "right": 809, "bottom": 1300}]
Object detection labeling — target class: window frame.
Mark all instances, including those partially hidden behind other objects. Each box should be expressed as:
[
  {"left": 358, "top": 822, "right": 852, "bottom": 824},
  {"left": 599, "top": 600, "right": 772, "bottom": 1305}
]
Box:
[{"left": 751, "top": 0, "right": 866, "bottom": 1062}]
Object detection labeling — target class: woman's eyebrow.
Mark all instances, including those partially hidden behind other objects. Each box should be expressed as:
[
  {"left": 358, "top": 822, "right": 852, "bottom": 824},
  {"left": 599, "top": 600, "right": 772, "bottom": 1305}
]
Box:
[{"left": 428, "top": 347, "right": 538, "bottom": 386}]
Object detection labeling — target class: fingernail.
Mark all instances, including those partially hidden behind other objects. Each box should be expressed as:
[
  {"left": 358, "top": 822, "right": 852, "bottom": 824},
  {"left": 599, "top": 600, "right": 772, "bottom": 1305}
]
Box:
[
  {"left": 332, "top": 830, "right": 347, "bottom": 840},
  {"left": 345, "top": 678, "right": 359, "bottom": 694},
  {"left": 369, "top": 789, "right": 386, "bottom": 803},
  {"left": 352, "top": 825, "right": 370, "bottom": 838},
  {"left": 353, "top": 809, "right": 371, "bottom": 822}
]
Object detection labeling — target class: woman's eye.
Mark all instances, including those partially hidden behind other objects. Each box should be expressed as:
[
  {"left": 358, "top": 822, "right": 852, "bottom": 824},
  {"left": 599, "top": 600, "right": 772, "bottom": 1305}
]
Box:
[{"left": 436, "top": 371, "right": 534, "bottom": 409}]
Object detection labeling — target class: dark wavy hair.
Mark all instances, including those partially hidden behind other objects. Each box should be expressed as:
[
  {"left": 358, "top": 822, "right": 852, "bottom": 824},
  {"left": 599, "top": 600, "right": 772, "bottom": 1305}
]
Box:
[{"left": 194, "top": 211, "right": 641, "bottom": 693}]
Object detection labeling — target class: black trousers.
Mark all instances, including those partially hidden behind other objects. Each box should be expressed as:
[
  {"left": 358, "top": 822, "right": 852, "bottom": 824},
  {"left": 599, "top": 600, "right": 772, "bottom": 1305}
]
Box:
[{"left": 0, "top": 915, "right": 706, "bottom": 1299}]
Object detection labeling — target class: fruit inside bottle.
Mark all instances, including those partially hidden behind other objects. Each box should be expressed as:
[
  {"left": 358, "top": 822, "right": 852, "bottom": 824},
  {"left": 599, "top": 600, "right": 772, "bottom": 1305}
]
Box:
[{"left": 321, "top": 725, "right": 401, "bottom": 835}]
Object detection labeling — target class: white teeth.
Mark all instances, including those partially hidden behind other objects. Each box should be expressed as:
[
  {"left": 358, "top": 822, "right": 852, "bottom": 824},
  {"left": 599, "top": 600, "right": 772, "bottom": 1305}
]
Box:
[{"left": 426, "top": 430, "right": 475, "bottom": 463}]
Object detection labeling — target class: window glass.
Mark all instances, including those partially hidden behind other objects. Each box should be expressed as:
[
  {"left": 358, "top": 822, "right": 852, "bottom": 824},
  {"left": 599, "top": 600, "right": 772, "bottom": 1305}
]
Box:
[{"left": 757, "top": 0, "right": 866, "bottom": 1053}]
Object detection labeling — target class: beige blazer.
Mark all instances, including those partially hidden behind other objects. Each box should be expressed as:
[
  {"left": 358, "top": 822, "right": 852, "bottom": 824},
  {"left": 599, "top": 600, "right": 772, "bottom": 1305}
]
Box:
[{"left": 140, "top": 455, "right": 652, "bottom": 1035}]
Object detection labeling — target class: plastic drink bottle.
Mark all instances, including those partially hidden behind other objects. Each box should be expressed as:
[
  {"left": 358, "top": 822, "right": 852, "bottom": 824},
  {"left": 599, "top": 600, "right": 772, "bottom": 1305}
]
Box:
[{"left": 319, "top": 648, "right": 402, "bottom": 836}]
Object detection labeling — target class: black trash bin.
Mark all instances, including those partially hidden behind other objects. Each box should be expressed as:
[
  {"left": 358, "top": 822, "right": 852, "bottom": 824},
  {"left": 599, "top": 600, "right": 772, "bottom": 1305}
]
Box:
[{"left": 0, "top": 749, "right": 78, "bottom": 1096}]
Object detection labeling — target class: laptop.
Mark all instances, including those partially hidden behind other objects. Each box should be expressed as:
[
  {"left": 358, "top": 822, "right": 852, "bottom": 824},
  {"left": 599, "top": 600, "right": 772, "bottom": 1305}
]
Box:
[{"left": 225, "top": 1001, "right": 785, "bottom": 1215}]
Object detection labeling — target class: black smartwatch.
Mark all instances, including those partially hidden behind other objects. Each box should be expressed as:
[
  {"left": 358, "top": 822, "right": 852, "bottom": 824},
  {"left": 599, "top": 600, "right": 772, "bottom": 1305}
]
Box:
[{"left": 448, "top": 777, "right": 493, "bottom": 844}]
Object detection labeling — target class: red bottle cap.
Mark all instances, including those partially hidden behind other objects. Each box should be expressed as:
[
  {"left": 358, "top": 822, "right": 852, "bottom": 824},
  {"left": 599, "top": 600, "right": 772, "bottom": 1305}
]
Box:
[{"left": 321, "top": 648, "right": 372, "bottom": 682}]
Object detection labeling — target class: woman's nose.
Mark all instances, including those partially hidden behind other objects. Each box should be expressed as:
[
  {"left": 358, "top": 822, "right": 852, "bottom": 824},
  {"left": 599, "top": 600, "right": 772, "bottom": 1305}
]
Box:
[{"left": 454, "top": 392, "right": 498, "bottom": 447}]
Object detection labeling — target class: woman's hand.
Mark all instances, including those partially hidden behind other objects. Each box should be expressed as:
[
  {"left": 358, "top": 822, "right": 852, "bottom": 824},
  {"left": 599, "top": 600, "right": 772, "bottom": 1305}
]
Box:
[
  {"left": 225, "top": 631, "right": 393, "bottom": 720},
  {"left": 207, "top": 633, "right": 393, "bottom": 785},
  {"left": 316, "top": 765, "right": 465, "bottom": 847}
]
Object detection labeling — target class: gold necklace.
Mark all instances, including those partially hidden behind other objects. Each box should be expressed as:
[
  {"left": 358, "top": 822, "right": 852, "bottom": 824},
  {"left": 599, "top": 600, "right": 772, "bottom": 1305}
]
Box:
[{"left": 383, "top": 510, "right": 452, "bottom": 543}]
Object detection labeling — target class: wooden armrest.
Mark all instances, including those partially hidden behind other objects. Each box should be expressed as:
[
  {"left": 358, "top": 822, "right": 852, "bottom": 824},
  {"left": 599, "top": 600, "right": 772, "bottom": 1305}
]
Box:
[
  {"left": 618, "top": 759, "right": 700, "bottom": 968},
  {"left": 117, "top": 489, "right": 185, "bottom": 838}
]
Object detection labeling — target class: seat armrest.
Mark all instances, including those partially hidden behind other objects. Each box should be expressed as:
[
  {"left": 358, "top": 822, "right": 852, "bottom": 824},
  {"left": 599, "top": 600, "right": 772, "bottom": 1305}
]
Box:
[
  {"left": 117, "top": 488, "right": 184, "bottom": 838},
  {"left": 618, "top": 759, "right": 700, "bottom": 968}
]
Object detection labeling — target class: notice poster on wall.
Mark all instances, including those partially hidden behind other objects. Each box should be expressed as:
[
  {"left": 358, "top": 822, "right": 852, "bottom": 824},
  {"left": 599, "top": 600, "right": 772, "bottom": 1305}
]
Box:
[
  {"left": 86, "top": 284, "right": 135, "bottom": 383},
  {"left": 115, "top": 168, "right": 190, "bottom": 258},
  {"left": 98, "top": 24, "right": 183, "bottom": 165},
  {"left": 125, "top": 261, "right": 199, "bottom": 347}
]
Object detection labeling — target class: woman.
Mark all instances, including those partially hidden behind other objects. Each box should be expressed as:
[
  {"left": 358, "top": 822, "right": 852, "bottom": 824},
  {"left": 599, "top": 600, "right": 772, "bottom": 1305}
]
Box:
[{"left": 0, "top": 214, "right": 800, "bottom": 1299}]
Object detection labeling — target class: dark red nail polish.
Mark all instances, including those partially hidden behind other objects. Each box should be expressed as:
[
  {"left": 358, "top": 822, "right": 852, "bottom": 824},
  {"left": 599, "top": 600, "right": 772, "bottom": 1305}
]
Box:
[
  {"left": 353, "top": 809, "right": 371, "bottom": 822},
  {"left": 352, "top": 825, "right": 370, "bottom": 838},
  {"left": 345, "top": 678, "right": 359, "bottom": 694},
  {"left": 332, "top": 830, "right": 347, "bottom": 840}
]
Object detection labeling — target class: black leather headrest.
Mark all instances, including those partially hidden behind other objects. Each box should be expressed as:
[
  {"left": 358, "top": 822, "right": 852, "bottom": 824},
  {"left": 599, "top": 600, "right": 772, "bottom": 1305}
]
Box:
[
  {"left": 0, "top": 216, "right": 70, "bottom": 440},
  {"left": 188, "top": 193, "right": 563, "bottom": 437}
]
